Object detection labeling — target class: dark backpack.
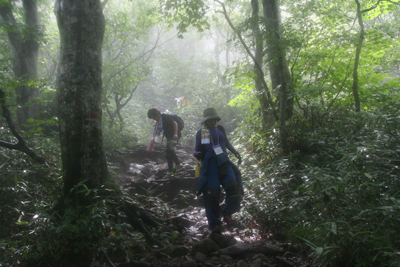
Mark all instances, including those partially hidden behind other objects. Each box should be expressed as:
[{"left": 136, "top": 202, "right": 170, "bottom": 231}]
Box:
[
  {"left": 171, "top": 114, "right": 184, "bottom": 132},
  {"left": 161, "top": 113, "right": 184, "bottom": 142}
]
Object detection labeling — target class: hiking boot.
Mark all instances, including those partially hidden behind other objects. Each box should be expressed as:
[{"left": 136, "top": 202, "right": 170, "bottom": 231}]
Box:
[
  {"left": 211, "top": 226, "right": 222, "bottom": 235},
  {"left": 223, "top": 215, "right": 236, "bottom": 227}
]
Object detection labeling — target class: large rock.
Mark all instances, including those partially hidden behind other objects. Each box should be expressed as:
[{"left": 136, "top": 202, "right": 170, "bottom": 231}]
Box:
[
  {"left": 191, "top": 238, "right": 220, "bottom": 256},
  {"left": 217, "top": 242, "right": 252, "bottom": 256},
  {"left": 209, "top": 233, "right": 237, "bottom": 249}
]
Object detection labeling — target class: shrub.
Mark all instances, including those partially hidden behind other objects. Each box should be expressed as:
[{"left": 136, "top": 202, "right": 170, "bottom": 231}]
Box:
[
  {"left": 102, "top": 125, "right": 138, "bottom": 153},
  {"left": 1, "top": 182, "right": 147, "bottom": 267},
  {"left": 245, "top": 105, "right": 400, "bottom": 266}
]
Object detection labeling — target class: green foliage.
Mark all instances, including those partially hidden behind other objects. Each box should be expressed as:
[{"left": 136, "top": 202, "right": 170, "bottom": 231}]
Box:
[
  {"left": 285, "top": 0, "right": 399, "bottom": 112},
  {"left": 102, "top": 124, "right": 138, "bottom": 152},
  {"left": 101, "top": 0, "right": 159, "bottom": 132},
  {"left": 0, "top": 169, "right": 148, "bottom": 267},
  {"left": 227, "top": 60, "right": 258, "bottom": 108},
  {"left": 244, "top": 92, "right": 400, "bottom": 266},
  {"left": 158, "top": 0, "right": 210, "bottom": 37},
  {"left": 15, "top": 190, "right": 145, "bottom": 266},
  {"left": 0, "top": 145, "right": 63, "bottom": 265},
  {"left": 24, "top": 116, "right": 58, "bottom": 136}
]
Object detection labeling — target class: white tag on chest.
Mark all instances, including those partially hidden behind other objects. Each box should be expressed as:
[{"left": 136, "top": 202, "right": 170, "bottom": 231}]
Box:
[{"left": 213, "top": 145, "right": 223, "bottom": 155}]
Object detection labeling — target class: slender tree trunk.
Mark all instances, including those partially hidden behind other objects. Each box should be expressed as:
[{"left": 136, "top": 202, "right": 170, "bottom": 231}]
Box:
[
  {"left": 215, "top": 0, "right": 277, "bottom": 120},
  {"left": 352, "top": 0, "right": 363, "bottom": 112},
  {"left": 262, "top": 0, "right": 291, "bottom": 153},
  {"left": 55, "top": 0, "right": 108, "bottom": 202},
  {"left": 251, "top": 0, "right": 271, "bottom": 126},
  {"left": 213, "top": 29, "right": 231, "bottom": 100},
  {"left": 0, "top": 0, "right": 40, "bottom": 127},
  {"left": 226, "top": 29, "right": 231, "bottom": 67}
]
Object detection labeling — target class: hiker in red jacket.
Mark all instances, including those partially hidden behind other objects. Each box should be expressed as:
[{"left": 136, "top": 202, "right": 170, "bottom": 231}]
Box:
[{"left": 147, "top": 108, "right": 181, "bottom": 173}]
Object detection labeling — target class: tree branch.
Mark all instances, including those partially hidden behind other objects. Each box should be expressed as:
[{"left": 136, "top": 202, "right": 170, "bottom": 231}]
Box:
[
  {"left": 360, "top": 0, "right": 399, "bottom": 13},
  {"left": 101, "top": 0, "right": 110, "bottom": 10},
  {"left": 0, "top": 88, "right": 47, "bottom": 165},
  {"left": 386, "top": 0, "right": 400, "bottom": 5},
  {"left": 361, "top": 0, "right": 382, "bottom": 13},
  {"left": 120, "top": 83, "right": 139, "bottom": 108},
  {"left": 214, "top": 0, "right": 278, "bottom": 120}
]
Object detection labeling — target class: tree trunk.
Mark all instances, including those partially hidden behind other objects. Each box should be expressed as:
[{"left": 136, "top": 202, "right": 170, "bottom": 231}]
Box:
[
  {"left": 251, "top": 0, "right": 272, "bottom": 127},
  {"left": 262, "top": 0, "right": 291, "bottom": 153},
  {"left": 0, "top": 0, "right": 40, "bottom": 127},
  {"left": 54, "top": 0, "right": 108, "bottom": 201},
  {"left": 215, "top": 0, "right": 277, "bottom": 120},
  {"left": 352, "top": 0, "right": 363, "bottom": 112}
]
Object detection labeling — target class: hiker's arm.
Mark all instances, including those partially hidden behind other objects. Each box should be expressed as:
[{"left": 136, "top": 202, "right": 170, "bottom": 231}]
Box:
[
  {"left": 194, "top": 130, "right": 201, "bottom": 153},
  {"left": 226, "top": 138, "right": 241, "bottom": 164},
  {"left": 219, "top": 125, "right": 241, "bottom": 164},
  {"left": 173, "top": 121, "right": 178, "bottom": 140},
  {"left": 193, "top": 130, "right": 203, "bottom": 160},
  {"left": 219, "top": 125, "right": 238, "bottom": 155},
  {"left": 225, "top": 138, "right": 238, "bottom": 155}
]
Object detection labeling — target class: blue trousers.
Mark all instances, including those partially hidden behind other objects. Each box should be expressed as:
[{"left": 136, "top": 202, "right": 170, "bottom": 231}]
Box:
[{"left": 202, "top": 157, "right": 241, "bottom": 230}]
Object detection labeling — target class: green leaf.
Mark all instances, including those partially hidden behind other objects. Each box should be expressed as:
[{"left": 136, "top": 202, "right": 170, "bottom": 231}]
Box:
[
  {"left": 331, "top": 222, "right": 337, "bottom": 235},
  {"left": 364, "top": 173, "right": 372, "bottom": 179},
  {"left": 390, "top": 197, "right": 400, "bottom": 208},
  {"left": 316, "top": 247, "right": 323, "bottom": 256}
]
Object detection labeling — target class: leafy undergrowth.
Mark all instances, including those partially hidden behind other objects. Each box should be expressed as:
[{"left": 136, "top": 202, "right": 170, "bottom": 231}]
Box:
[
  {"left": 241, "top": 104, "right": 400, "bottom": 266},
  {"left": 0, "top": 137, "right": 161, "bottom": 266},
  {"left": 0, "top": 165, "right": 164, "bottom": 267}
]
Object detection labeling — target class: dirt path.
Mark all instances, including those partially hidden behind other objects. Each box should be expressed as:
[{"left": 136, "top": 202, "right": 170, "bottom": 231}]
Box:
[{"left": 107, "top": 144, "right": 311, "bottom": 267}]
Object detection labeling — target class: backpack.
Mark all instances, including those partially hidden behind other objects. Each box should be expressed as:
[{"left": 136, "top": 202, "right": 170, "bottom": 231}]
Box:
[
  {"left": 170, "top": 114, "right": 184, "bottom": 132},
  {"left": 161, "top": 112, "right": 184, "bottom": 142}
]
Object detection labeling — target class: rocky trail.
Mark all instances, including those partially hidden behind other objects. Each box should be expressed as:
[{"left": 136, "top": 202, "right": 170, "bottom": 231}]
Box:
[{"left": 106, "top": 144, "right": 311, "bottom": 267}]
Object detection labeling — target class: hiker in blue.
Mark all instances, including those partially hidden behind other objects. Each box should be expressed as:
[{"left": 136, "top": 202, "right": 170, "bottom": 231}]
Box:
[{"left": 194, "top": 108, "right": 243, "bottom": 234}]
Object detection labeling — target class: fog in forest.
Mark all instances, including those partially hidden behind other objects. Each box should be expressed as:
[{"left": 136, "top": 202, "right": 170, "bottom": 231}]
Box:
[
  {"left": 34, "top": 0, "right": 247, "bottom": 148},
  {"left": 1, "top": 1, "right": 400, "bottom": 266}
]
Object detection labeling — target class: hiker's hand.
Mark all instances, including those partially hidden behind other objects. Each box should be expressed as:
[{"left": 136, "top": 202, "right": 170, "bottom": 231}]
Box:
[
  {"left": 194, "top": 152, "right": 203, "bottom": 161},
  {"left": 235, "top": 153, "right": 242, "bottom": 165},
  {"left": 173, "top": 134, "right": 178, "bottom": 140}
]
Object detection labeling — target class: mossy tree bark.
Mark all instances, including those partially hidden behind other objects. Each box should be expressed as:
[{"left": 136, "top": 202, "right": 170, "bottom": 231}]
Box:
[
  {"left": 54, "top": 0, "right": 108, "bottom": 202},
  {"left": 53, "top": 1, "right": 169, "bottom": 245}
]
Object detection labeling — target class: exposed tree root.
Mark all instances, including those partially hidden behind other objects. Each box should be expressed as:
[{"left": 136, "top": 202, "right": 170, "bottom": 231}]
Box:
[{"left": 121, "top": 199, "right": 170, "bottom": 247}]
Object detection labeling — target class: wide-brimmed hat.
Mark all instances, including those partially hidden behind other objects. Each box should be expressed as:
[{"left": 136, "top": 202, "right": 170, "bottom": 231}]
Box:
[{"left": 202, "top": 107, "right": 221, "bottom": 123}]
